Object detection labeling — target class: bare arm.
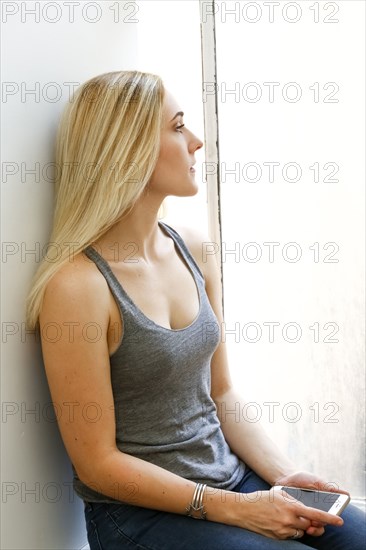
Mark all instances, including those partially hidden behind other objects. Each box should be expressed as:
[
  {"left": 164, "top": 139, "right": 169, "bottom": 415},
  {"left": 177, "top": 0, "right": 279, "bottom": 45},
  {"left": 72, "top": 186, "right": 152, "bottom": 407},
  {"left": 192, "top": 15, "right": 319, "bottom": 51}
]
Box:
[
  {"left": 175, "top": 226, "right": 345, "bottom": 538},
  {"left": 39, "top": 250, "right": 343, "bottom": 540},
  {"left": 180, "top": 228, "right": 296, "bottom": 484},
  {"left": 199, "top": 238, "right": 348, "bottom": 493},
  {"left": 39, "top": 259, "right": 200, "bottom": 513},
  {"left": 205, "top": 266, "right": 297, "bottom": 484}
]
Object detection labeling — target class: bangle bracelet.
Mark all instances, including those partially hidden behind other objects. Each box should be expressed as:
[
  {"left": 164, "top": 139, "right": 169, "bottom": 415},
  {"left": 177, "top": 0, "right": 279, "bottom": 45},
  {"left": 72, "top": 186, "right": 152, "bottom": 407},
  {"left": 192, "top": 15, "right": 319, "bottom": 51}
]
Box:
[{"left": 185, "top": 483, "right": 207, "bottom": 520}]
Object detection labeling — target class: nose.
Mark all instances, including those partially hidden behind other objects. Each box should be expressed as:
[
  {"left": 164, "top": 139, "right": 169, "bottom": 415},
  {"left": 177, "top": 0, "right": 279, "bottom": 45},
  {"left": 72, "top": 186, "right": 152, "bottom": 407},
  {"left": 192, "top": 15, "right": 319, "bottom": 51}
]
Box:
[
  {"left": 195, "top": 137, "right": 204, "bottom": 151},
  {"left": 189, "top": 132, "right": 203, "bottom": 153}
]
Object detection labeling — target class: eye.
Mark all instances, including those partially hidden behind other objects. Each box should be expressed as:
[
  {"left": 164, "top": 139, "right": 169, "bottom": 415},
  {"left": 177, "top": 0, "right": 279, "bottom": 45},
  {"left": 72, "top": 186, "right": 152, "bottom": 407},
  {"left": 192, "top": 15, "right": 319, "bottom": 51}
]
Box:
[{"left": 176, "top": 124, "right": 185, "bottom": 133}]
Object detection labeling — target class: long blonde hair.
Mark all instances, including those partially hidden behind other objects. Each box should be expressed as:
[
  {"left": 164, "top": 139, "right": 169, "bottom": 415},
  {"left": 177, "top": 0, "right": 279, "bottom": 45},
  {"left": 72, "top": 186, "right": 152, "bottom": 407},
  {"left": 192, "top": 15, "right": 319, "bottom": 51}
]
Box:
[{"left": 25, "top": 70, "right": 165, "bottom": 330}]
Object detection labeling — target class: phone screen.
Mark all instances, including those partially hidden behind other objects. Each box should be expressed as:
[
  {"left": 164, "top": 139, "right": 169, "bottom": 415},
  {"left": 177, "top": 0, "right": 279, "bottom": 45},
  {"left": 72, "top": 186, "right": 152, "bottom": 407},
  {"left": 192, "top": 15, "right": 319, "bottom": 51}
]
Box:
[{"left": 281, "top": 487, "right": 341, "bottom": 512}]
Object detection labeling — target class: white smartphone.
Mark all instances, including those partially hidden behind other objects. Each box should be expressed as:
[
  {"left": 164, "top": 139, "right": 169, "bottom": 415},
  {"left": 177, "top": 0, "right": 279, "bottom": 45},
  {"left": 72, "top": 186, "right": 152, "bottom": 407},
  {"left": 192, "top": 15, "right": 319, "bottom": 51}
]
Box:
[{"left": 273, "top": 486, "right": 350, "bottom": 516}]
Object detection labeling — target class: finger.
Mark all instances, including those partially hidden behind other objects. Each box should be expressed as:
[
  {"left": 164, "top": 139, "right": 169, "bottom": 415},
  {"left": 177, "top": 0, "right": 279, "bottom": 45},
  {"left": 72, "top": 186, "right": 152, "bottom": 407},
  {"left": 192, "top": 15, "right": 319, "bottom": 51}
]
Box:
[
  {"left": 306, "top": 526, "right": 325, "bottom": 537},
  {"left": 310, "top": 520, "right": 326, "bottom": 528},
  {"left": 283, "top": 481, "right": 349, "bottom": 498},
  {"left": 297, "top": 517, "right": 312, "bottom": 530},
  {"left": 295, "top": 504, "right": 344, "bottom": 527},
  {"left": 288, "top": 529, "right": 305, "bottom": 540},
  {"left": 311, "top": 481, "right": 350, "bottom": 497}
]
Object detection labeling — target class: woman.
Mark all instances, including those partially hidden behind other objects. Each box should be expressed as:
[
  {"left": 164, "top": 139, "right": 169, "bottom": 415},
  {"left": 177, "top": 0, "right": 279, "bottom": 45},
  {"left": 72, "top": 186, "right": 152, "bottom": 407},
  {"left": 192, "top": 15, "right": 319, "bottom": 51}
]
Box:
[{"left": 26, "top": 70, "right": 365, "bottom": 549}]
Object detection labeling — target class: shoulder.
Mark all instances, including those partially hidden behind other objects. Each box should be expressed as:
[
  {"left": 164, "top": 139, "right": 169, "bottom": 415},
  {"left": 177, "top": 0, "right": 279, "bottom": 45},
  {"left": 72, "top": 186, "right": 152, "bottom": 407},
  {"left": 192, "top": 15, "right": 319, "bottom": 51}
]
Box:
[
  {"left": 165, "top": 222, "right": 221, "bottom": 289},
  {"left": 40, "top": 251, "right": 111, "bottom": 326}
]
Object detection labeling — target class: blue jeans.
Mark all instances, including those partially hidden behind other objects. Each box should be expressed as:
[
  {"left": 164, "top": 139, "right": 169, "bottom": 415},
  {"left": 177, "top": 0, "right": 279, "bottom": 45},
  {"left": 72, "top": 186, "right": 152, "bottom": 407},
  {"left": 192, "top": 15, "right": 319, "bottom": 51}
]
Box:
[{"left": 83, "top": 467, "right": 366, "bottom": 549}]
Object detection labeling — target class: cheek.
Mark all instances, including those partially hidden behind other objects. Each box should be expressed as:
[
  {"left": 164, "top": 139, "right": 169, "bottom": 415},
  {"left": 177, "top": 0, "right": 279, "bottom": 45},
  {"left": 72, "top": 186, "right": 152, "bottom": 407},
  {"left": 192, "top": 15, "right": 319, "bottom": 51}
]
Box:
[
  {"left": 148, "top": 131, "right": 190, "bottom": 190},
  {"left": 158, "top": 141, "right": 185, "bottom": 173},
  {"left": 148, "top": 147, "right": 175, "bottom": 188}
]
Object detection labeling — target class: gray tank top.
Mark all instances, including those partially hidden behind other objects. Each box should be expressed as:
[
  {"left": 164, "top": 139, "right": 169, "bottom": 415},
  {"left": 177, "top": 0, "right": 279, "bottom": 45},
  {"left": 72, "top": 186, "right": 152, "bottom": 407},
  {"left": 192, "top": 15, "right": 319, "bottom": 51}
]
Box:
[{"left": 72, "top": 221, "right": 246, "bottom": 503}]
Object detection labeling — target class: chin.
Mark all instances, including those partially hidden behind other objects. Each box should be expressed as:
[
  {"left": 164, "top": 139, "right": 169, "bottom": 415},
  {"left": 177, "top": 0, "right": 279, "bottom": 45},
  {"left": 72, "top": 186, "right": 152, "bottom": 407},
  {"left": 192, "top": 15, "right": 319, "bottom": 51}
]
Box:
[
  {"left": 158, "top": 176, "right": 200, "bottom": 198},
  {"left": 179, "top": 184, "right": 199, "bottom": 197}
]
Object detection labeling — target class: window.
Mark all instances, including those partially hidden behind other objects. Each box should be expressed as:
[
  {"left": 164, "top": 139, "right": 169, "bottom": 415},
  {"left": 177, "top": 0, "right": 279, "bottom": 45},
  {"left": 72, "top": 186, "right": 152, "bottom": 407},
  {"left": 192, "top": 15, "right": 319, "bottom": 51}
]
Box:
[{"left": 211, "top": 0, "right": 365, "bottom": 501}]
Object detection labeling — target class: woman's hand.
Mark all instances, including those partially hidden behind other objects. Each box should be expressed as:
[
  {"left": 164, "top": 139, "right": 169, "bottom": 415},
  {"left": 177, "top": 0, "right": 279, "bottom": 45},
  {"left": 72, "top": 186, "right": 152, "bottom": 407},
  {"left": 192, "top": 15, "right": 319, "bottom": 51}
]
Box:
[
  {"left": 272, "top": 470, "right": 349, "bottom": 536},
  {"left": 274, "top": 470, "right": 350, "bottom": 495},
  {"left": 219, "top": 487, "right": 344, "bottom": 540}
]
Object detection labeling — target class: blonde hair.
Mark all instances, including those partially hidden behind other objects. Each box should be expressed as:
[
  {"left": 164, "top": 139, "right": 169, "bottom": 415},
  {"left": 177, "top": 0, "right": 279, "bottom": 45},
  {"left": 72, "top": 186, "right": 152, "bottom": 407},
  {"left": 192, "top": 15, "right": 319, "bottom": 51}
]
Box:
[{"left": 25, "top": 70, "right": 165, "bottom": 330}]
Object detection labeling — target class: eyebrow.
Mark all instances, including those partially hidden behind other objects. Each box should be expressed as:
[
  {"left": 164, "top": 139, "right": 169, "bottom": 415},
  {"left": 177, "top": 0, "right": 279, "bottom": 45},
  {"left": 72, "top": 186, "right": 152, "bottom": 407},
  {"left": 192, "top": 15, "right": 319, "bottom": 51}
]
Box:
[{"left": 169, "top": 111, "right": 184, "bottom": 122}]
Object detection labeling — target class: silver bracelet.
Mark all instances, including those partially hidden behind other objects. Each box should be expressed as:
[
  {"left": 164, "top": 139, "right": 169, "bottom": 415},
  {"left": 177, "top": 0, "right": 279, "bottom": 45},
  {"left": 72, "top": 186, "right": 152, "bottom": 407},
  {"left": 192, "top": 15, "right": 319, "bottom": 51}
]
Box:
[{"left": 185, "top": 483, "right": 207, "bottom": 520}]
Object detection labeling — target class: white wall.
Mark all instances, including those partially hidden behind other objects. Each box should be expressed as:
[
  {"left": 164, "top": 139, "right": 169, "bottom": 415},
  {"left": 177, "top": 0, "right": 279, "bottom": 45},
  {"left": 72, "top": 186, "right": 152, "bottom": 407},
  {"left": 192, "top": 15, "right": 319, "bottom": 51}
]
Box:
[
  {"left": 1, "top": 2, "right": 138, "bottom": 548},
  {"left": 1, "top": 2, "right": 208, "bottom": 548}
]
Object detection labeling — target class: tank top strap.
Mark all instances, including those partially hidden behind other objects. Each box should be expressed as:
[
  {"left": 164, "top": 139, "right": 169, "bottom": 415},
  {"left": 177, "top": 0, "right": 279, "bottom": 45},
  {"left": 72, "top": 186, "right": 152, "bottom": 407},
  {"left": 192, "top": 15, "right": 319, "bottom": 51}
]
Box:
[
  {"left": 82, "top": 222, "right": 206, "bottom": 315},
  {"left": 158, "top": 221, "right": 205, "bottom": 286},
  {"left": 82, "top": 244, "right": 123, "bottom": 295}
]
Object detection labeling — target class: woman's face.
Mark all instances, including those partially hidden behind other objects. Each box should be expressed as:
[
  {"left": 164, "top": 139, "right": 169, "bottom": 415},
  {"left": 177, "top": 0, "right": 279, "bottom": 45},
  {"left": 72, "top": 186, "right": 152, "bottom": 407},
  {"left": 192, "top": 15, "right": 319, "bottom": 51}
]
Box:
[{"left": 147, "top": 89, "right": 203, "bottom": 197}]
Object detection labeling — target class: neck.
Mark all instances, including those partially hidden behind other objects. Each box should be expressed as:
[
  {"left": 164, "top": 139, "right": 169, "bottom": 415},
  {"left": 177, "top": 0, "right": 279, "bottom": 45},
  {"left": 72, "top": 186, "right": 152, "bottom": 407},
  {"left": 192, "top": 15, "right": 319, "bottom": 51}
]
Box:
[{"left": 93, "top": 191, "right": 167, "bottom": 262}]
